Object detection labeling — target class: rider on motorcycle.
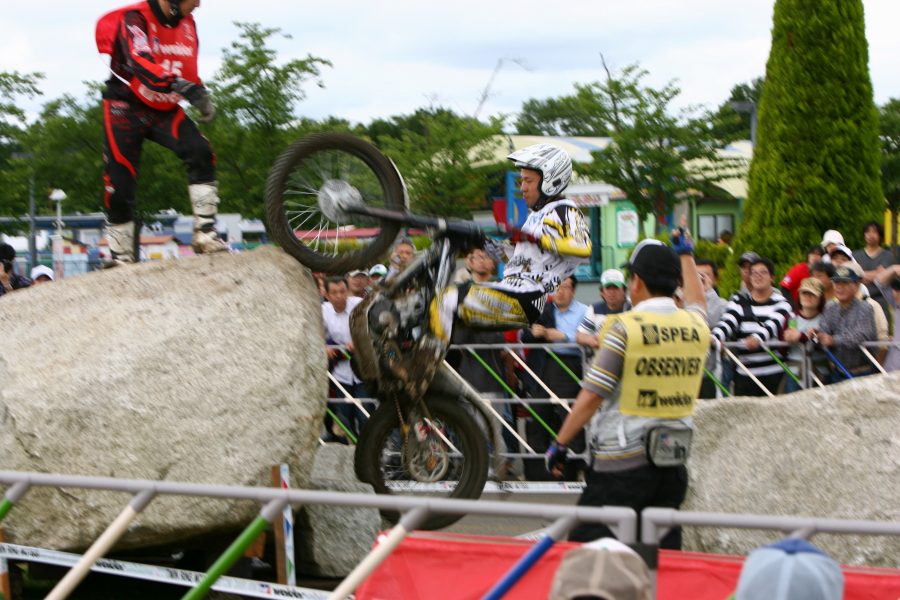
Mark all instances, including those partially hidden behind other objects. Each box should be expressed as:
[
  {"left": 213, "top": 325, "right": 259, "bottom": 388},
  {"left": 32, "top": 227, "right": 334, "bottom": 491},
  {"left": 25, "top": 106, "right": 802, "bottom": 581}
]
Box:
[{"left": 429, "top": 143, "right": 592, "bottom": 343}]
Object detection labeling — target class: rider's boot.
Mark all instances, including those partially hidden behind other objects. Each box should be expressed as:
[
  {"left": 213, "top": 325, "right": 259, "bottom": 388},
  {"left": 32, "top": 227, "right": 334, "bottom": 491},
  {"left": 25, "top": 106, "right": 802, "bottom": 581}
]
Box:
[
  {"left": 189, "top": 182, "right": 229, "bottom": 254},
  {"left": 104, "top": 221, "right": 136, "bottom": 267}
]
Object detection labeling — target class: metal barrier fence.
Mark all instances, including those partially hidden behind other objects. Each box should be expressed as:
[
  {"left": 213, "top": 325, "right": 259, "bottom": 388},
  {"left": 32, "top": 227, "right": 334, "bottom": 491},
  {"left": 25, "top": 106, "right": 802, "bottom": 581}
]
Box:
[
  {"left": 325, "top": 340, "right": 900, "bottom": 474},
  {"left": 1, "top": 471, "right": 899, "bottom": 599},
  {"left": 712, "top": 340, "right": 900, "bottom": 398},
  {"left": 0, "top": 470, "right": 636, "bottom": 600},
  {"left": 326, "top": 342, "right": 590, "bottom": 462}
]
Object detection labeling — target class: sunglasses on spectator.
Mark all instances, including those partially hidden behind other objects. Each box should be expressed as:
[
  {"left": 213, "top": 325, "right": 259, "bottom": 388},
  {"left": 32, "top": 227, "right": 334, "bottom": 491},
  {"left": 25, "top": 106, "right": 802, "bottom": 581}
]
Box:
[{"left": 749, "top": 269, "right": 770, "bottom": 277}]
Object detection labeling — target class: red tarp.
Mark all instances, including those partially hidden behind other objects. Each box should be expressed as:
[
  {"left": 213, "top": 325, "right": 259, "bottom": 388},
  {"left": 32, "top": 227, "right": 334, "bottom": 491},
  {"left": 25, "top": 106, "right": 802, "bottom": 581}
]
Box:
[{"left": 354, "top": 532, "right": 900, "bottom": 600}]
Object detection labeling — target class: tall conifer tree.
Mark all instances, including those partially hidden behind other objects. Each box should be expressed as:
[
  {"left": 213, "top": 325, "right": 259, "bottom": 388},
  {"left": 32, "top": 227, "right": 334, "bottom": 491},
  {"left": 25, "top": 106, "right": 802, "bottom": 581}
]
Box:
[{"left": 738, "top": 0, "right": 882, "bottom": 273}]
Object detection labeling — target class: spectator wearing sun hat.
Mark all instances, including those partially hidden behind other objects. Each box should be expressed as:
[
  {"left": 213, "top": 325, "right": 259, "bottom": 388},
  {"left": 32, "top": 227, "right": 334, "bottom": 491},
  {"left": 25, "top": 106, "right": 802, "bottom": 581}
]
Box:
[
  {"left": 30, "top": 265, "right": 55, "bottom": 285},
  {"left": 728, "top": 538, "right": 843, "bottom": 600},
  {"left": 548, "top": 537, "right": 651, "bottom": 600},
  {"left": 782, "top": 278, "right": 828, "bottom": 393},
  {"left": 576, "top": 269, "right": 631, "bottom": 350}
]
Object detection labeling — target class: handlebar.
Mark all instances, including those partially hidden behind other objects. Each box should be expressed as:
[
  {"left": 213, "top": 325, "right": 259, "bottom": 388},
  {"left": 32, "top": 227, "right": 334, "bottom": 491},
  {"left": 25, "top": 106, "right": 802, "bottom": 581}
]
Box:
[{"left": 346, "top": 205, "right": 485, "bottom": 240}]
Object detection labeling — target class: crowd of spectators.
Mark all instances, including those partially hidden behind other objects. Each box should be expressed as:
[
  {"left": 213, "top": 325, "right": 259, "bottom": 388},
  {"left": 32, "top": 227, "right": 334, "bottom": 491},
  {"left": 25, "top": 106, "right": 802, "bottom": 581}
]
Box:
[
  {"left": 314, "top": 223, "right": 899, "bottom": 481},
  {"left": 0, "top": 243, "right": 58, "bottom": 298}
]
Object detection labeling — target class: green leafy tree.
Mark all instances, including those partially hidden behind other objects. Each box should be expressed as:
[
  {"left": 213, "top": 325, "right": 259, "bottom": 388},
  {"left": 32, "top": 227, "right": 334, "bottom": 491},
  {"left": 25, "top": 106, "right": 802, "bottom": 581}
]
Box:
[
  {"left": 13, "top": 86, "right": 190, "bottom": 224},
  {"left": 368, "top": 107, "right": 505, "bottom": 217},
  {"left": 515, "top": 91, "right": 611, "bottom": 137},
  {"left": 204, "top": 22, "right": 332, "bottom": 219},
  {"left": 737, "top": 0, "right": 883, "bottom": 282},
  {"left": 0, "top": 71, "right": 44, "bottom": 229},
  {"left": 573, "top": 59, "right": 741, "bottom": 237},
  {"left": 879, "top": 98, "right": 900, "bottom": 259}
]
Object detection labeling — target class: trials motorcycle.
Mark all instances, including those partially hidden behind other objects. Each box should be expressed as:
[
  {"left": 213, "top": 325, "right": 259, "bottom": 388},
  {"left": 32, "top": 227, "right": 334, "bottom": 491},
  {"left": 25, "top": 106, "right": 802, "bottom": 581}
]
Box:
[{"left": 264, "top": 132, "right": 509, "bottom": 529}]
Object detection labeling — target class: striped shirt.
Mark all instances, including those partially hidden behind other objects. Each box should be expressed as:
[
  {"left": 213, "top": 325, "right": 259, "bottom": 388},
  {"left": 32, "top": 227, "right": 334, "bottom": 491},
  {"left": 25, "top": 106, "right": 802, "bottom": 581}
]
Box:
[{"left": 711, "top": 290, "right": 792, "bottom": 377}]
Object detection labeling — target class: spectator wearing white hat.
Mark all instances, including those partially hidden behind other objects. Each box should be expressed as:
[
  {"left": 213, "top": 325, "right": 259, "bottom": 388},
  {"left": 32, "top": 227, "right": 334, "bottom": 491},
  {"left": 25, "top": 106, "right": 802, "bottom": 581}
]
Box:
[
  {"left": 368, "top": 264, "right": 387, "bottom": 288},
  {"left": 820, "top": 229, "right": 845, "bottom": 263},
  {"left": 30, "top": 265, "right": 55, "bottom": 285},
  {"left": 828, "top": 244, "right": 855, "bottom": 267},
  {"left": 576, "top": 269, "right": 631, "bottom": 350},
  {"left": 729, "top": 538, "right": 843, "bottom": 600}
]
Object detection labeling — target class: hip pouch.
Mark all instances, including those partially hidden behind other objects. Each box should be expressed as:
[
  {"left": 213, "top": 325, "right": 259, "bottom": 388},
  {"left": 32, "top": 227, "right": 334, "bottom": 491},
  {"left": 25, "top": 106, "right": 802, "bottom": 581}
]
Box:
[{"left": 643, "top": 421, "right": 692, "bottom": 467}]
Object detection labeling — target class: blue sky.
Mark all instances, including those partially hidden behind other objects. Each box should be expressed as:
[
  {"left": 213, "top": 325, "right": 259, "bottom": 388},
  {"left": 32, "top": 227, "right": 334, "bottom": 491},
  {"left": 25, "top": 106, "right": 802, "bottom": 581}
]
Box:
[{"left": 4, "top": 0, "right": 900, "bottom": 126}]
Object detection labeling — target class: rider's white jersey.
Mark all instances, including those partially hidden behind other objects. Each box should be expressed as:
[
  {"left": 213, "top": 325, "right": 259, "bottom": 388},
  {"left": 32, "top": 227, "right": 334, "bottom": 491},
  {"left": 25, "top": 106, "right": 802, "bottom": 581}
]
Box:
[{"left": 500, "top": 198, "right": 591, "bottom": 295}]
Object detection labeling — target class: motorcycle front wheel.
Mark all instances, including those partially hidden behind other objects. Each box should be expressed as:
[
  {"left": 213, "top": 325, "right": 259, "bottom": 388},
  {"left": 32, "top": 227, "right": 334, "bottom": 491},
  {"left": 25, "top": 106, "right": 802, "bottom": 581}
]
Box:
[
  {"left": 354, "top": 395, "right": 489, "bottom": 530},
  {"left": 264, "top": 131, "right": 406, "bottom": 274}
]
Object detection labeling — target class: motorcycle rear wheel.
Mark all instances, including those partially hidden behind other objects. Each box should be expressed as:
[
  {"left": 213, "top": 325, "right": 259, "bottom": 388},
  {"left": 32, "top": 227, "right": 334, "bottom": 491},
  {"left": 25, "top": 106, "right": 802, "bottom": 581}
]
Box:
[
  {"left": 264, "top": 131, "right": 406, "bottom": 274},
  {"left": 354, "top": 395, "right": 489, "bottom": 530}
]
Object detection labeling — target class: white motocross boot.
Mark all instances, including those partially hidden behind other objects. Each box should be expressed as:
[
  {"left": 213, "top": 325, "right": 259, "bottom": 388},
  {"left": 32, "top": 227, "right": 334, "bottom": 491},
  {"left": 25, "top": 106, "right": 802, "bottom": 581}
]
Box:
[
  {"left": 189, "top": 182, "right": 229, "bottom": 254},
  {"left": 105, "top": 221, "right": 136, "bottom": 266}
]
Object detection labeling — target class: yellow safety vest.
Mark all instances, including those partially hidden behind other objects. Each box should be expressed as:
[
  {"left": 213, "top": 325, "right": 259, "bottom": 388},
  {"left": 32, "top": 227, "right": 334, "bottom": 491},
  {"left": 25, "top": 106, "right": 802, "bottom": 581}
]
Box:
[{"left": 611, "top": 309, "right": 710, "bottom": 419}]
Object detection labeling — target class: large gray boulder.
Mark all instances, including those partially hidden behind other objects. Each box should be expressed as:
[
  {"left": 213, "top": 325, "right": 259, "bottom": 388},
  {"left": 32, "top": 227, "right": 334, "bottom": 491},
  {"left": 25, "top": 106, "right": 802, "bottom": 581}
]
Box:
[
  {"left": 684, "top": 372, "right": 900, "bottom": 567},
  {"left": 294, "top": 444, "right": 381, "bottom": 577},
  {"left": 0, "top": 246, "right": 327, "bottom": 551}
]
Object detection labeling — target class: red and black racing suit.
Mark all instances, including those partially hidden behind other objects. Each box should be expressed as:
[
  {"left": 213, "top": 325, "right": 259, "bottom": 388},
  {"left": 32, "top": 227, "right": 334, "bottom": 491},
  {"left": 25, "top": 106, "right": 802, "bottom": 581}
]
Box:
[{"left": 101, "top": 0, "right": 215, "bottom": 225}]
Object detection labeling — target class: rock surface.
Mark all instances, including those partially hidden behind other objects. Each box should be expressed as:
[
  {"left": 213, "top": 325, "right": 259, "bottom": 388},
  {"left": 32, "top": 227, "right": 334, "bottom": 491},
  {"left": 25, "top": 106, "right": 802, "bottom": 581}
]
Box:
[
  {"left": 0, "top": 246, "right": 327, "bottom": 551},
  {"left": 294, "top": 444, "right": 381, "bottom": 577},
  {"left": 684, "top": 372, "right": 900, "bottom": 567}
]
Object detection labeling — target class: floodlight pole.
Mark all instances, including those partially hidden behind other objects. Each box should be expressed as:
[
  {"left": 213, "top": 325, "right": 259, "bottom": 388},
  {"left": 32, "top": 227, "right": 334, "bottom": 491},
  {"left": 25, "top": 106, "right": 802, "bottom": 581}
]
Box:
[{"left": 730, "top": 100, "right": 757, "bottom": 145}]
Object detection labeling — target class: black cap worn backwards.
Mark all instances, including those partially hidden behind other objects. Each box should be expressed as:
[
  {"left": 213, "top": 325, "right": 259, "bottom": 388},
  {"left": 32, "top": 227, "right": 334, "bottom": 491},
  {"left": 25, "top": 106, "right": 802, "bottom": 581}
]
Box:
[{"left": 620, "top": 239, "right": 681, "bottom": 285}]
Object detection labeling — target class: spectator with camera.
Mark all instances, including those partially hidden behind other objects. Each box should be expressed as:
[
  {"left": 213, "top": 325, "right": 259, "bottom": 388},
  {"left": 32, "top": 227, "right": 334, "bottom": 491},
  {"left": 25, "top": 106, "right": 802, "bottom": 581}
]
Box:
[
  {"left": 875, "top": 264, "right": 900, "bottom": 372},
  {"left": 809, "top": 266, "right": 878, "bottom": 383},
  {"left": 0, "top": 244, "right": 32, "bottom": 297}
]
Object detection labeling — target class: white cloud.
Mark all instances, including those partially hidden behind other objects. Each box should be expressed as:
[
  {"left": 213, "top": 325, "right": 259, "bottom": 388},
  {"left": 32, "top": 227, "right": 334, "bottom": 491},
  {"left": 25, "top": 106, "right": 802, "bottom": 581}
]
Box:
[{"left": 3, "top": 0, "right": 899, "bottom": 125}]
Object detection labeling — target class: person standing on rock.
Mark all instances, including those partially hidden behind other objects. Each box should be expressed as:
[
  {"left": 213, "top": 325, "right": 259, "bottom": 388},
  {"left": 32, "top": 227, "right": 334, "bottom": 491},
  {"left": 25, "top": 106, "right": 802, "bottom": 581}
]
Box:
[
  {"left": 546, "top": 233, "right": 708, "bottom": 549},
  {"left": 96, "top": 0, "right": 227, "bottom": 265}
]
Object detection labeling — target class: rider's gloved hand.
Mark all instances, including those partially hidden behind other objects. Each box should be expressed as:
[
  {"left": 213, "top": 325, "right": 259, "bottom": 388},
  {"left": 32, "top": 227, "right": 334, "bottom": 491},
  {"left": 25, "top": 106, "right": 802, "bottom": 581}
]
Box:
[
  {"left": 521, "top": 218, "right": 543, "bottom": 241},
  {"left": 669, "top": 227, "right": 694, "bottom": 256},
  {"left": 545, "top": 440, "right": 568, "bottom": 476},
  {"left": 510, "top": 227, "right": 539, "bottom": 245},
  {"left": 483, "top": 238, "right": 510, "bottom": 264},
  {"left": 172, "top": 77, "right": 217, "bottom": 123}
]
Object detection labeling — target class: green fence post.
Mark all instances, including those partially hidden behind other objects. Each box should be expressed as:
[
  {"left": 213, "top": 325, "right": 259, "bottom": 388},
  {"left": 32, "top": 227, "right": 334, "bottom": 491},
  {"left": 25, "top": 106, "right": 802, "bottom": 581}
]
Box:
[
  {"left": 0, "top": 482, "right": 31, "bottom": 524},
  {"left": 469, "top": 349, "right": 558, "bottom": 439},
  {"left": 703, "top": 368, "right": 730, "bottom": 397},
  {"left": 181, "top": 499, "right": 287, "bottom": 600}
]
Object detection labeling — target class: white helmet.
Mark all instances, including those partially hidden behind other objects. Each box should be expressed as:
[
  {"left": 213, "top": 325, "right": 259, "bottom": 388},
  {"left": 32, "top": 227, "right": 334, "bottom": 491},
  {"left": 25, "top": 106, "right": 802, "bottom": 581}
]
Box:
[{"left": 507, "top": 143, "right": 572, "bottom": 198}]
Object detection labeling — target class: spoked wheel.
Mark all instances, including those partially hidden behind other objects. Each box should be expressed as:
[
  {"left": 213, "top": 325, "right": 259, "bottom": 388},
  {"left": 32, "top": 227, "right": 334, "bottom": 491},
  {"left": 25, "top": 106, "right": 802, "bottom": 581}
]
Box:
[
  {"left": 264, "top": 131, "right": 407, "bottom": 274},
  {"left": 354, "top": 396, "right": 489, "bottom": 530}
]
